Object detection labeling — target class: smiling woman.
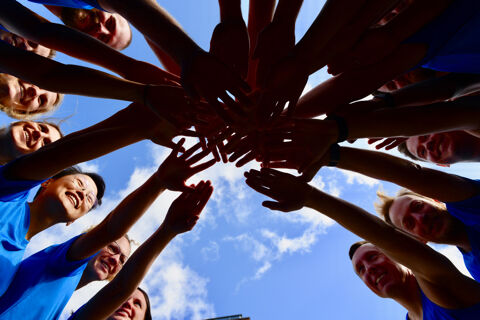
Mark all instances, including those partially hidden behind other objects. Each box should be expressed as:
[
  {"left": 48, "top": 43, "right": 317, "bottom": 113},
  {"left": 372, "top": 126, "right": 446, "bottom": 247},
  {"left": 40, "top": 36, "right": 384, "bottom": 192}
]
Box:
[
  {"left": 0, "top": 120, "right": 63, "bottom": 164},
  {"left": 0, "top": 73, "right": 63, "bottom": 119}
]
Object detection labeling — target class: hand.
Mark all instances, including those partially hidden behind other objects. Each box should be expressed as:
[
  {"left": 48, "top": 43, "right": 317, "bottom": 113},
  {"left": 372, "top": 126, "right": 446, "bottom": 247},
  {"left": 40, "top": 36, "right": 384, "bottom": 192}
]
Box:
[
  {"left": 124, "top": 60, "right": 181, "bottom": 86},
  {"left": 244, "top": 168, "right": 313, "bottom": 212},
  {"left": 145, "top": 84, "right": 211, "bottom": 128},
  {"left": 327, "top": 27, "right": 399, "bottom": 75},
  {"left": 180, "top": 49, "right": 251, "bottom": 123},
  {"left": 253, "top": 21, "right": 295, "bottom": 88},
  {"left": 162, "top": 180, "right": 213, "bottom": 234},
  {"left": 368, "top": 137, "right": 407, "bottom": 150},
  {"left": 210, "top": 19, "right": 249, "bottom": 79},
  {"left": 156, "top": 138, "right": 217, "bottom": 192},
  {"left": 260, "top": 118, "right": 337, "bottom": 172},
  {"left": 259, "top": 55, "right": 310, "bottom": 121}
]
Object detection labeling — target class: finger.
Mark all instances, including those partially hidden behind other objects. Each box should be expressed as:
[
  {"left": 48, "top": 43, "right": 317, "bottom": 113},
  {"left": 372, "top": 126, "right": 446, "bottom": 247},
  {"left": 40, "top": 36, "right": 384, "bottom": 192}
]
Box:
[
  {"left": 180, "top": 130, "right": 201, "bottom": 138},
  {"left": 375, "top": 139, "right": 394, "bottom": 150},
  {"left": 206, "top": 97, "right": 233, "bottom": 124},
  {"left": 220, "top": 92, "right": 246, "bottom": 117},
  {"left": 172, "top": 138, "right": 186, "bottom": 156},
  {"left": 207, "top": 140, "right": 221, "bottom": 162},
  {"left": 186, "top": 147, "right": 211, "bottom": 164},
  {"left": 261, "top": 161, "right": 296, "bottom": 169},
  {"left": 368, "top": 138, "right": 382, "bottom": 144},
  {"left": 229, "top": 143, "right": 254, "bottom": 162},
  {"left": 181, "top": 142, "right": 202, "bottom": 160},
  {"left": 235, "top": 150, "right": 256, "bottom": 167},
  {"left": 228, "top": 86, "right": 252, "bottom": 107},
  {"left": 216, "top": 140, "right": 229, "bottom": 163},
  {"left": 191, "top": 158, "right": 217, "bottom": 174},
  {"left": 262, "top": 200, "right": 287, "bottom": 212},
  {"left": 286, "top": 97, "right": 299, "bottom": 117},
  {"left": 245, "top": 177, "right": 275, "bottom": 197}
]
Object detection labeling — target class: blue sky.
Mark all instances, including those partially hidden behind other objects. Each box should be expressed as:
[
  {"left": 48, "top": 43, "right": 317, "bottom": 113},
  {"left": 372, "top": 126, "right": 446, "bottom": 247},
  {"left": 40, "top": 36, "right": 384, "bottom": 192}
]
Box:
[{"left": 4, "top": 1, "right": 480, "bottom": 319}]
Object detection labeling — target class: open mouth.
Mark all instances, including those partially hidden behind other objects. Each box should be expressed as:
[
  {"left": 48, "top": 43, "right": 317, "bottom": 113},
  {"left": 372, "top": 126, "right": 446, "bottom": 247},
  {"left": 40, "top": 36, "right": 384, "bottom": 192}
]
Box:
[
  {"left": 116, "top": 308, "right": 131, "bottom": 318},
  {"left": 66, "top": 191, "right": 79, "bottom": 209},
  {"left": 375, "top": 273, "right": 386, "bottom": 289},
  {"left": 24, "top": 129, "right": 32, "bottom": 147}
]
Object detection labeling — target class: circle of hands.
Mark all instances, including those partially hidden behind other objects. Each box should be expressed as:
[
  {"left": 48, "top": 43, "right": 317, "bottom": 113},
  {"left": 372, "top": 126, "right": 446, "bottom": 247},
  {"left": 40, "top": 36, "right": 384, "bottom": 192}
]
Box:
[{"left": 148, "top": 16, "right": 349, "bottom": 220}]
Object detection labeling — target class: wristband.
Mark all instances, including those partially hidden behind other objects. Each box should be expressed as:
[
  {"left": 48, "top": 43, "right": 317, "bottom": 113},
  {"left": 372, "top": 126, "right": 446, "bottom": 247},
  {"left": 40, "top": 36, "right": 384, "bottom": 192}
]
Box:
[
  {"left": 325, "top": 115, "right": 348, "bottom": 143},
  {"left": 327, "top": 144, "right": 340, "bottom": 167},
  {"left": 373, "top": 91, "right": 395, "bottom": 108},
  {"left": 143, "top": 84, "right": 151, "bottom": 108}
]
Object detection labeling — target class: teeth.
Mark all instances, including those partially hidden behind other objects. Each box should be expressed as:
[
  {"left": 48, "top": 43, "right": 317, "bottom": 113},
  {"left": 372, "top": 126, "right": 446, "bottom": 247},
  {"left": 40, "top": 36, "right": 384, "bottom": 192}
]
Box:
[
  {"left": 25, "top": 130, "right": 31, "bottom": 146},
  {"left": 376, "top": 274, "right": 385, "bottom": 285},
  {"left": 68, "top": 194, "right": 78, "bottom": 207}
]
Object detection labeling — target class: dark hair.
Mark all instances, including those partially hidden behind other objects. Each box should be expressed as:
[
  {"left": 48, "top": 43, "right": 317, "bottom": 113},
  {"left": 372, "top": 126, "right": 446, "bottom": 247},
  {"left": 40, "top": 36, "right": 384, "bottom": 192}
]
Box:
[
  {"left": 138, "top": 287, "right": 152, "bottom": 320},
  {"left": 397, "top": 142, "right": 424, "bottom": 162},
  {"left": 34, "top": 166, "right": 105, "bottom": 208},
  {"left": 348, "top": 240, "right": 369, "bottom": 260}
]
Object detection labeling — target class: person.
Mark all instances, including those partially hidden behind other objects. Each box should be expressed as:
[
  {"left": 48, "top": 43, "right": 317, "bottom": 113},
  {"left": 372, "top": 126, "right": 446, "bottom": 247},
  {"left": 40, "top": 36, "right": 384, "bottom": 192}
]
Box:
[
  {"left": 44, "top": 5, "right": 132, "bottom": 51},
  {"left": 0, "top": 29, "right": 54, "bottom": 58},
  {"left": 0, "top": 72, "right": 63, "bottom": 119},
  {"left": 1, "top": 1, "right": 179, "bottom": 86},
  {"left": 244, "top": 168, "right": 480, "bottom": 319},
  {"left": 0, "top": 39, "right": 208, "bottom": 125},
  {"left": 0, "top": 120, "right": 63, "bottom": 165},
  {"left": 0, "top": 140, "right": 215, "bottom": 318},
  {"left": 67, "top": 181, "right": 213, "bottom": 320}
]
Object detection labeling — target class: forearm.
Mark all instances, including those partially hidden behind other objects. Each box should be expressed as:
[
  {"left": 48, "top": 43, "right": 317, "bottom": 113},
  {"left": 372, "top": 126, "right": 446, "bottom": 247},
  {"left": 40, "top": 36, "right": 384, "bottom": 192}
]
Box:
[
  {"left": 0, "top": 41, "right": 145, "bottom": 102},
  {"left": 145, "top": 37, "right": 182, "bottom": 76},
  {"left": 336, "top": 146, "right": 479, "bottom": 202},
  {"left": 247, "top": 0, "right": 275, "bottom": 47},
  {"left": 305, "top": 188, "right": 450, "bottom": 276},
  {"left": 345, "top": 98, "right": 480, "bottom": 139},
  {"left": 219, "top": 0, "right": 242, "bottom": 21},
  {"left": 273, "top": 0, "right": 303, "bottom": 27},
  {"left": 102, "top": 175, "right": 166, "bottom": 239},
  {"left": 99, "top": 0, "right": 201, "bottom": 65},
  {"left": 77, "top": 226, "right": 176, "bottom": 320}
]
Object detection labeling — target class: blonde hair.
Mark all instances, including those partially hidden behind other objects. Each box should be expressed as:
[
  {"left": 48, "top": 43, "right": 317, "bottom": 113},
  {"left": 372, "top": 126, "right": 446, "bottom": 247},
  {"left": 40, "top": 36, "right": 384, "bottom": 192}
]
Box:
[
  {"left": 0, "top": 93, "right": 64, "bottom": 120},
  {"left": 375, "top": 188, "right": 446, "bottom": 224}
]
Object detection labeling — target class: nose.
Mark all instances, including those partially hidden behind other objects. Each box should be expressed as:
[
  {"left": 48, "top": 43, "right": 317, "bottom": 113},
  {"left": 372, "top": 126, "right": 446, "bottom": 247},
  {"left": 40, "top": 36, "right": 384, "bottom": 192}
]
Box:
[
  {"left": 106, "top": 254, "right": 121, "bottom": 273},
  {"left": 25, "top": 85, "right": 39, "bottom": 99}
]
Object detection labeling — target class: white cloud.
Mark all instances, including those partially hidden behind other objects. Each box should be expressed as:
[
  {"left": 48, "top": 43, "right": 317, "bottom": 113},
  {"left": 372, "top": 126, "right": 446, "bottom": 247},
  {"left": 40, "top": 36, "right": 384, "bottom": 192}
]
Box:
[
  {"left": 77, "top": 161, "right": 99, "bottom": 173},
  {"left": 432, "top": 244, "right": 471, "bottom": 278},
  {"left": 338, "top": 169, "right": 379, "bottom": 187},
  {"left": 201, "top": 241, "right": 220, "bottom": 262}
]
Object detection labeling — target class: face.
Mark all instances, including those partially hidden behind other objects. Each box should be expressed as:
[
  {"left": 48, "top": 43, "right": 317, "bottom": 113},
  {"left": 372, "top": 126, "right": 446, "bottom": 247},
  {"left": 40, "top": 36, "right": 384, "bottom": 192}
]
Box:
[
  {"left": 40, "top": 173, "right": 98, "bottom": 222},
  {"left": 9, "top": 121, "right": 61, "bottom": 155},
  {"left": 0, "top": 30, "right": 52, "bottom": 58},
  {"left": 108, "top": 289, "right": 147, "bottom": 320},
  {"left": 351, "top": 243, "right": 406, "bottom": 298},
  {"left": 63, "top": 8, "right": 131, "bottom": 50},
  {"left": 405, "top": 132, "right": 471, "bottom": 164},
  {"left": 389, "top": 195, "right": 451, "bottom": 242},
  {"left": 0, "top": 73, "right": 59, "bottom": 115},
  {"left": 89, "top": 236, "right": 131, "bottom": 281}
]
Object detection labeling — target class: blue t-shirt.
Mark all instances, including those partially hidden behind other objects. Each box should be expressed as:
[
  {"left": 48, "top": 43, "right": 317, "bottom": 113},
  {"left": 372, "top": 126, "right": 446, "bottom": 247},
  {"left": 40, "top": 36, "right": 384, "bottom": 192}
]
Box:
[
  {"left": 0, "top": 235, "right": 96, "bottom": 320},
  {"left": 405, "top": 0, "right": 480, "bottom": 73},
  {"left": 406, "top": 287, "right": 480, "bottom": 320},
  {"left": 445, "top": 179, "right": 480, "bottom": 281},
  {"left": 0, "top": 164, "right": 44, "bottom": 296},
  {"left": 27, "top": 0, "right": 102, "bottom": 10}
]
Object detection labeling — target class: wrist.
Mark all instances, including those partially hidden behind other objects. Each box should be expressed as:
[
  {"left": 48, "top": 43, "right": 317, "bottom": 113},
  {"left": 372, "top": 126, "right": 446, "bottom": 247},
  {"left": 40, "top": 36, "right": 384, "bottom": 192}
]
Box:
[
  {"left": 326, "top": 144, "right": 340, "bottom": 167},
  {"left": 325, "top": 115, "right": 348, "bottom": 143},
  {"left": 158, "top": 222, "right": 178, "bottom": 239},
  {"left": 373, "top": 91, "right": 395, "bottom": 108},
  {"left": 304, "top": 185, "right": 318, "bottom": 208}
]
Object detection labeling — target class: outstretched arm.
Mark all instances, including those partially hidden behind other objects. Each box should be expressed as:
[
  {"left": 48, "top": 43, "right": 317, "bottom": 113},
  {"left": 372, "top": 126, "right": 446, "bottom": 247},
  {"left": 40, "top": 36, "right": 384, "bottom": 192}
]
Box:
[
  {"left": 245, "top": 168, "right": 480, "bottom": 308},
  {"left": 334, "top": 146, "right": 480, "bottom": 202},
  {"left": 70, "top": 181, "right": 213, "bottom": 320},
  {"left": 68, "top": 141, "right": 216, "bottom": 261},
  {"left": 1, "top": 0, "right": 175, "bottom": 85}
]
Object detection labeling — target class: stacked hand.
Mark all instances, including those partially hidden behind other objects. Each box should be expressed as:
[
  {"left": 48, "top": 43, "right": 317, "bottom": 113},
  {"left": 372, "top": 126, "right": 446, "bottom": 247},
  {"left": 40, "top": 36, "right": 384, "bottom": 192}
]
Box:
[
  {"left": 156, "top": 138, "right": 217, "bottom": 192},
  {"left": 244, "top": 168, "right": 313, "bottom": 212},
  {"left": 162, "top": 180, "right": 213, "bottom": 234}
]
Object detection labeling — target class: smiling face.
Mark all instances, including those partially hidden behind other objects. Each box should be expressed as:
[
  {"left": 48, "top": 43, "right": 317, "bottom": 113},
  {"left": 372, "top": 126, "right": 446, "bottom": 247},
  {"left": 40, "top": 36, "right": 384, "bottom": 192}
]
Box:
[
  {"left": 39, "top": 173, "right": 99, "bottom": 223},
  {"left": 351, "top": 243, "right": 407, "bottom": 298},
  {"left": 88, "top": 236, "right": 131, "bottom": 281},
  {"left": 0, "top": 73, "right": 60, "bottom": 117},
  {"left": 10, "top": 121, "right": 61, "bottom": 155},
  {"left": 108, "top": 289, "right": 148, "bottom": 320},
  {"left": 389, "top": 195, "right": 452, "bottom": 243},
  {"left": 0, "top": 30, "right": 53, "bottom": 58},
  {"left": 405, "top": 132, "right": 473, "bottom": 164},
  {"left": 61, "top": 8, "right": 131, "bottom": 50}
]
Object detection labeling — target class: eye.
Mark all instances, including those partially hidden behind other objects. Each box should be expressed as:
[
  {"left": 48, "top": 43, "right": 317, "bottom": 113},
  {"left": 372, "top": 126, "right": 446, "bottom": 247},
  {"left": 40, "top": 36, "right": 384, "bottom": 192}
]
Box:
[
  {"left": 417, "top": 146, "right": 426, "bottom": 158},
  {"left": 42, "top": 138, "right": 51, "bottom": 147},
  {"left": 403, "top": 216, "right": 415, "bottom": 230},
  {"left": 38, "top": 95, "right": 47, "bottom": 108},
  {"left": 134, "top": 300, "right": 142, "bottom": 307},
  {"left": 368, "top": 253, "right": 378, "bottom": 261},
  {"left": 39, "top": 124, "right": 49, "bottom": 133},
  {"left": 106, "top": 16, "right": 115, "bottom": 31},
  {"left": 357, "top": 265, "right": 365, "bottom": 275}
]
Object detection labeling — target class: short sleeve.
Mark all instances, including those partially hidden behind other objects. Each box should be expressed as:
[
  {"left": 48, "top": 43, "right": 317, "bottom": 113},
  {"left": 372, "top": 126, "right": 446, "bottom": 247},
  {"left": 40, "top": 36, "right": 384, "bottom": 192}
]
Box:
[
  {"left": 445, "top": 179, "right": 480, "bottom": 231},
  {"left": 27, "top": 0, "right": 104, "bottom": 10},
  {"left": 0, "top": 164, "right": 45, "bottom": 202}
]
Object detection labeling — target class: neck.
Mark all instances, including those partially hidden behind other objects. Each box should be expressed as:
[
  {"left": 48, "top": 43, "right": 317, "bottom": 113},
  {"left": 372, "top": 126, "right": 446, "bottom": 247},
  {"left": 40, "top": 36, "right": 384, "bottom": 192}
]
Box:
[
  {"left": 76, "top": 267, "right": 96, "bottom": 290},
  {"left": 0, "top": 129, "right": 13, "bottom": 165},
  {"left": 395, "top": 273, "right": 423, "bottom": 320},
  {"left": 443, "top": 216, "right": 471, "bottom": 252},
  {"left": 458, "top": 134, "right": 480, "bottom": 162},
  {"left": 26, "top": 201, "right": 56, "bottom": 240}
]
